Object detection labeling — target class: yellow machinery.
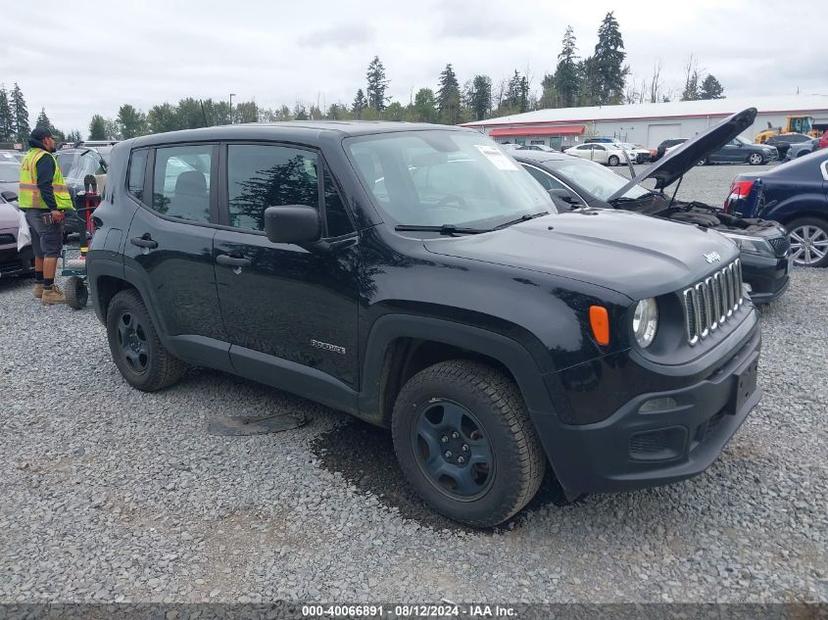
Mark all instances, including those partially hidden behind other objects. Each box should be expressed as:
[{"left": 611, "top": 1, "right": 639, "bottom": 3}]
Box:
[{"left": 755, "top": 116, "right": 820, "bottom": 143}]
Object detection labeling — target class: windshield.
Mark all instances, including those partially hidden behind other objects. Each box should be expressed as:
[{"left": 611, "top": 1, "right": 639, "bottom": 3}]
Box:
[
  {"left": 734, "top": 136, "right": 752, "bottom": 146},
  {"left": 65, "top": 151, "right": 105, "bottom": 180},
  {"left": 56, "top": 152, "right": 77, "bottom": 176},
  {"left": 346, "top": 130, "right": 555, "bottom": 229},
  {"left": 548, "top": 157, "right": 651, "bottom": 201},
  {"left": 0, "top": 162, "right": 19, "bottom": 182}
]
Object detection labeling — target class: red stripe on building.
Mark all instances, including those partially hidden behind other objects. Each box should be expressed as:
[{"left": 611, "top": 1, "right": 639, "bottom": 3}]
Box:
[{"left": 489, "top": 125, "right": 585, "bottom": 137}]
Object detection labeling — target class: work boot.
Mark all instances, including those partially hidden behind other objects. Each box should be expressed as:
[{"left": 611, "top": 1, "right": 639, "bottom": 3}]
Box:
[
  {"left": 41, "top": 284, "right": 66, "bottom": 305},
  {"left": 33, "top": 282, "right": 44, "bottom": 299}
]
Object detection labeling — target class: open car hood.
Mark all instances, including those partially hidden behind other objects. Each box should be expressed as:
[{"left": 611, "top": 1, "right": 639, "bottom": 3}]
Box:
[{"left": 607, "top": 107, "right": 757, "bottom": 201}]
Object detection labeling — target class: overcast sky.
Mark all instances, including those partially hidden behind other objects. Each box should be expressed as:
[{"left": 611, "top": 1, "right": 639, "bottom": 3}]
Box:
[{"left": 2, "top": 0, "right": 824, "bottom": 133}]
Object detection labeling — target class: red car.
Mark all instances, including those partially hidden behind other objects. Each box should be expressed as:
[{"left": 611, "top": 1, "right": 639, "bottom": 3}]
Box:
[{"left": 819, "top": 130, "right": 828, "bottom": 150}]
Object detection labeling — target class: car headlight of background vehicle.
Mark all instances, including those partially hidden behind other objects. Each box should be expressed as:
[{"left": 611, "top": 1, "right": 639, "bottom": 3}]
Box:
[
  {"left": 721, "top": 232, "right": 775, "bottom": 257},
  {"left": 633, "top": 298, "right": 658, "bottom": 348}
]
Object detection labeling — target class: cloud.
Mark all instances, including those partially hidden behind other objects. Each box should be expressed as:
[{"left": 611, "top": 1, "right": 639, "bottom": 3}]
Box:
[{"left": 297, "top": 23, "right": 376, "bottom": 48}]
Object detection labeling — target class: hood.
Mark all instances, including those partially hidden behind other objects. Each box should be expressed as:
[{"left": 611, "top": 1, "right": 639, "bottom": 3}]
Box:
[
  {"left": 608, "top": 107, "right": 758, "bottom": 201},
  {"left": 424, "top": 209, "right": 739, "bottom": 300}
]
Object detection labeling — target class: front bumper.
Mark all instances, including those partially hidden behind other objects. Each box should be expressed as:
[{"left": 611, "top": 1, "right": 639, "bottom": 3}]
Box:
[
  {"left": 741, "top": 251, "right": 790, "bottom": 304},
  {"left": 0, "top": 244, "right": 34, "bottom": 277},
  {"left": 532, "top": 319, "right": 762, "bottom": 498}
]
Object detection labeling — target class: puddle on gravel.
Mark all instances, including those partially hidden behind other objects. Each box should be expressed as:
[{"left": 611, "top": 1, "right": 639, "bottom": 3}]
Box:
[{"left": 310, "top": 417, "right": 573, "bottom": 533}]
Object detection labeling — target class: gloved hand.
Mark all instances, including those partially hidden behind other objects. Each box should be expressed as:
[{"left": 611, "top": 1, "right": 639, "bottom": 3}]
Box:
[{"left": 50, "top": 210, "right": 65, "bottom": 224}]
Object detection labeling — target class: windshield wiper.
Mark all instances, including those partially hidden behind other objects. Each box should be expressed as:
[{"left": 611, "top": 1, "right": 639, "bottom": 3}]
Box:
[
  {"left": 394, "top": 224, "right": 490, "bottom": 235},
  {"left": 493, "top": 211, "right": 549, "bottom": 230}
]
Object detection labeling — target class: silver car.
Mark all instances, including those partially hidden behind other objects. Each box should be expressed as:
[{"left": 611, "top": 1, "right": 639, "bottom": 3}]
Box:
[{"left": 0, "top": 186, "right": 34, "bottom": 279}]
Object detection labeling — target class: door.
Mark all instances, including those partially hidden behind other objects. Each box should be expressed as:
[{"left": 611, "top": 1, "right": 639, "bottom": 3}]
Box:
[
  {"left": 213, "top": 143, "right": 360, "bottom": 388},
  {"left": 591, "top": 144, "right": 608, "bottom": 163},
  {"left": 714, "top": 140, "right": 743, "bottom": 163},
  {"left": 123, "top": 143, "right": 227, "bottom": 345}
]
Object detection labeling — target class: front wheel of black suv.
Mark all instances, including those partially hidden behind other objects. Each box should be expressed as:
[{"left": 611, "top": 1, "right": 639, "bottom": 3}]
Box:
[
  {"left": 391, "top": 360, "right": 546, "bottom": 527},
  {"left": 787, "top": 217, "right": 828, "bottom": 267},
  {"left": 106, "top": 289, "right": 188, "bottom": 391}
]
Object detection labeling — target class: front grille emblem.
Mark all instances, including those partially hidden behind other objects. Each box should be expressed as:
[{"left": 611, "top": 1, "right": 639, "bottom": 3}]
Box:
[{"left": 704, "top": 251, "right": 721, "bottom": 264}]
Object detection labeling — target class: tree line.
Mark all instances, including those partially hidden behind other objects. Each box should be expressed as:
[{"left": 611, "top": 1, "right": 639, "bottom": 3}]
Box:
[{"left": 3, "top": 11, "right": 728, "bottom": 145}]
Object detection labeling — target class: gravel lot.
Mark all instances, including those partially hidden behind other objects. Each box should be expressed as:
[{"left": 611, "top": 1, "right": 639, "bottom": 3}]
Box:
[{"left": 1, "top": 163, "right": 826, "bottom": 605}]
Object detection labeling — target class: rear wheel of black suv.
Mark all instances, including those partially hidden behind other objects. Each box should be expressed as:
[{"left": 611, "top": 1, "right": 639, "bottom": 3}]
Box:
[
  {"left": 106, "top": 289, "right": 187, "bottom": 391},
  {"left": 391, "top": 360, "right": 545, "bottom": 527}
]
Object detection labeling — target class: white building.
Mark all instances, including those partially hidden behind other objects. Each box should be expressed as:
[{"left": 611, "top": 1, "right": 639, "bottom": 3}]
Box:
[{"left": 462, "top": 95, "right": 828, "bottom": 150}]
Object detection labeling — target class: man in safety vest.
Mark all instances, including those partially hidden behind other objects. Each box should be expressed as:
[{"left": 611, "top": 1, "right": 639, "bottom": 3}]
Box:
[{"left": 18, "top": 127, "right": 73, "bottom": 305}]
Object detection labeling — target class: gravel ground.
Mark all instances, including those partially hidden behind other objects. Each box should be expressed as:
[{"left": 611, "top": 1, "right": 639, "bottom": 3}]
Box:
[{"left": 1, "top": 164, "right": 826, "bottom": 605}]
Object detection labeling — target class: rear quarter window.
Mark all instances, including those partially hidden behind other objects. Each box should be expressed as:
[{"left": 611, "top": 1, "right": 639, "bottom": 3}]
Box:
[{"left": 127, "top": 149, "right": 149, "bottom": 203}]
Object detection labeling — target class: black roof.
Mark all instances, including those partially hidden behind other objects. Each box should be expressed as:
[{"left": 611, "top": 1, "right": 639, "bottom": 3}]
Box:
[{"left": 129, "top": 121, "right": 472, "bottom": 148}]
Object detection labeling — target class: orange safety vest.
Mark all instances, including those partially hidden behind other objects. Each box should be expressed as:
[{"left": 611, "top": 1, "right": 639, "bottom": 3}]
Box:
[{"left": 18, "top": 147, "right": 73, "bottom": 210}]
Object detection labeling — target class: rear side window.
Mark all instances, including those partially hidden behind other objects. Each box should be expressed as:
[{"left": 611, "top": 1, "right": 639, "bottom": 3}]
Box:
[
  {"left": 152, "top": 145, "right": 213, "bottom": 223},
  {"left": 127, "top": 149, "right": 148, "bottom": 202},
  {"left": 522, "top": 165, "right": 566, "bottom": 191}
]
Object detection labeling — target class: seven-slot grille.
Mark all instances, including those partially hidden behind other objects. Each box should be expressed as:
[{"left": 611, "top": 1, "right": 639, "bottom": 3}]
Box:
[{"left": 682, "top": 259, "right": 744, "bottom": 345}]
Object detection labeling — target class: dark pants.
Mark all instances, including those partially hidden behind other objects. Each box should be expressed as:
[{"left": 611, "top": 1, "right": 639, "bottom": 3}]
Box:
[{"left": 24, "top": 210, "right": 64, "bottom": 259}]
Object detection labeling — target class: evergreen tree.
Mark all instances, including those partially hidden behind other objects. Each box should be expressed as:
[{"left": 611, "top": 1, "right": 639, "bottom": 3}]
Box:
[
  {"left": 88, "top": 114, "right": 107, "bottom": 140},
  {"left": 411, "top": 88, "right": 437, "bottom": 123},
  {"left": 578, "top": 56, "right": 603, "bottom": 106},
  {"left": 35, "top": 108, "right": 51, "bottom": 131},
  {"left": 466, "top": 75, "right": 492, "bottom": 121},
  {"left": 592, "top": 12, "right": 628, "bottom": 104},
  {"left": 147, "top": 103, "right": 179, "bottom": 134},
  {"left": 66, "top": 130, "right": 82, "bottom": 143},
  {"left": 554, "top": 26, "right": 581, "bottom": 108},
  {"left": 502, "top": 71, "right": 529, "bottom": 113},
  {"left": 11, "top": 83, "right": 30, "bottom": 144},
  {"left": 538, "top": 74, "right": 558, "bottom": 109},
  {"left": 352, "top": 89, "right": 367, "bottom": 119},
  {"left": 0, "top": 85, "right": 12, "bottom": 142},
  {"left": 437, "top": 64, "right": 461, "bottom": 124},
  {"left": 117, "top": 104, "right": 147, "bottom": 138},
  {"left": 698, "top": 74, "right": 725, "bottom": 100},
  {"left": 366, "top": 56, "right": 389, "bottom": 112}
]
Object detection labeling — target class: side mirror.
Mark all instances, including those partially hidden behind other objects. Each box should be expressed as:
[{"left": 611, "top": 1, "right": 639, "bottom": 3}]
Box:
[
  {"left": 264, "top": 205, "right": 320, "bottom": 245},
  {"left": 1, "top": 190, "right": 18, "bottom": 203}
]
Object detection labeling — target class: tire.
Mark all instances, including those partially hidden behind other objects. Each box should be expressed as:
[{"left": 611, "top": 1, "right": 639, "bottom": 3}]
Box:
[
  {"left": 391, "top": 360, "right": 545, "bottom": 527},
  {"left": 607, "top": 155, "right": 620, "bottom": 167},
  {"left": 106, "top": 289, "right": 187, "bottom": 391},
  {"left": 787, "top": 217, "right": 828, "bottom": 268},
  {"left": 64, "top": 276, "right": 88, "bottom": 310},
  {"left": 748, "top": 152, "right": 764, "bottom": 165}
]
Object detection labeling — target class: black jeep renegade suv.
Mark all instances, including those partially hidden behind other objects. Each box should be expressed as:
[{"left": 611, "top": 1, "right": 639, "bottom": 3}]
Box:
[{"left": 87, "top": 122, "right": 762, "bottom": 527}]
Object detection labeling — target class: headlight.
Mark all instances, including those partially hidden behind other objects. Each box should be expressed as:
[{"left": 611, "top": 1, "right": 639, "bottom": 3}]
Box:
[
  {"left": 633, "top": 298, "right": 658, "bottom": 348},
  {"left": 721, "top": 232, "right": 775, "bottom": 257}
]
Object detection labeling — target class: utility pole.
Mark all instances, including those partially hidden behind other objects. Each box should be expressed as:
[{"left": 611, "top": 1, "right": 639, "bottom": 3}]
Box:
[{"left": 229, "top": 93, "right": 236, "bottom": 124}]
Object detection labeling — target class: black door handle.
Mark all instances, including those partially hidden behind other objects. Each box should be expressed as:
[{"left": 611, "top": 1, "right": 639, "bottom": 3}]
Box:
[
  {"left": 130, "top": 236, "right": 158, "bottom": 249},
  {"left": 216, "top": 253, "right": 251, "bottom": 268}
]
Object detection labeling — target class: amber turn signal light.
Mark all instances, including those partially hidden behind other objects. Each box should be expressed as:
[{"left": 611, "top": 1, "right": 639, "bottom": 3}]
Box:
[{"left": 589, "top": 305, "right": 610, "bottom": 346}]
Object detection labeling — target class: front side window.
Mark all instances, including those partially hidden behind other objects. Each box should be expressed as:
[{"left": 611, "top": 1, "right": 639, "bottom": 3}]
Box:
[
  {"left": 346, "top": 130, "right": 554, "bottom": 229},
  {"left": 226, "top": 145, "right": 319, "bottom": 231},
  {"left": 522, "top": 164, "right": 566, "bottom": 191},
  {"left": 152, "top": 145, "right": 213, "bottom": 222}
]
